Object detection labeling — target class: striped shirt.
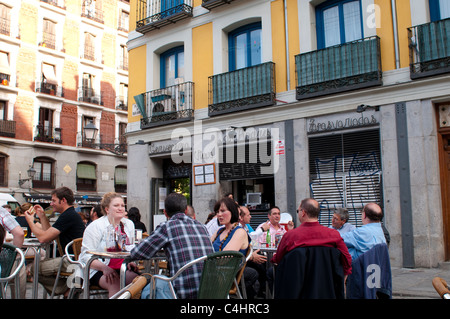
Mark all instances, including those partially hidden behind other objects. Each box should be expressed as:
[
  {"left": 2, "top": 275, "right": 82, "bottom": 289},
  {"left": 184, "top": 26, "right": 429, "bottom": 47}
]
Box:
[
  {"left": 130, "top": 213, "right": 214, "bottom": 299},
  {"left": 0, "top": 206, "right": 19, "bottom": 233}
]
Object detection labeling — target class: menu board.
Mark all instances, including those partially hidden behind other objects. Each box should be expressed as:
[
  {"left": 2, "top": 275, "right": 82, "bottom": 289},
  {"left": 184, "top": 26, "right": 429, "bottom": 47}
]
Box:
[{"left": 193, "top": 163, "right": 216, "bottom": 186}]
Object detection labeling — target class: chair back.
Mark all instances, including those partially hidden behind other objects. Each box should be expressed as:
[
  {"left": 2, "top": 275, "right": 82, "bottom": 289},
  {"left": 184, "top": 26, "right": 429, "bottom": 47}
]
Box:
[
  {"left": 198, "top": 251, "right": 244, "bottom": 299},
  {"left": 0, "top": 243, "right": 17, "bottom": 279},
  {"left": 0, "top": 243, "right": 25, "bottom": 299},
  {"left": 274, "top": 246, "right": 345, "bottom": 299},
  {"left": 346, "top": 243, "right": 392, "bottom": 299},
  {"left": 71, "top": 238, "right": 83, "bottom": 261},
  {"left": 229, "top": 245, "right": 252, "bottom": 296}
]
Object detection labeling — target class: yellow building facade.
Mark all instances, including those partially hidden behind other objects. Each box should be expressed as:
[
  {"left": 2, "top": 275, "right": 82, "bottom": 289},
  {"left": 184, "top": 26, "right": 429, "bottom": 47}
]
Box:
[{"left": 127, "top": 0, "right": 450, "bottom": 268}]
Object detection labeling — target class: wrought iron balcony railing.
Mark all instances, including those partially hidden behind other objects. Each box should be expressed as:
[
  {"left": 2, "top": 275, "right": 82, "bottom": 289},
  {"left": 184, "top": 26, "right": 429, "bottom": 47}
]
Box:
[
  {"left": 140, "top": 81, "right": 194, "bottom": 129},
  {"left": 116, "top": 96, "right": 128, "bottom": 111},
  {"left": 295, "top": 36, "right": 382, "bottom": 100},
  {"left": 208, "top": 62, "right": 276, "bottom": 117},
  {"left": 77, "top": 133, "right": 127, "bottom": 155},
  {"left": 78, "top": 87, "right": 103, "bottom": 106},
  {"left": 408, "top": 18, "right": 450, "bottom": 79},
  {"left": 136, "top": 0, "right": 193, "bottom": 34},
  {"left": 0, "top": 119, "right": 16, "bottom": 138},
  {"left": 40, "top": 0, "right": 65, "bottom": 9},
  {"left": 34, "top": 125, "right": 62, "bottom": 144},
  {"left": 35, "top": 82, "right": 64, "bottom": 98},
  {"left": 202, "top": 0, "right": 237, "bottom": 10},
  {"left": 81, "top": 1, "right": 104, "bottom": 24}
]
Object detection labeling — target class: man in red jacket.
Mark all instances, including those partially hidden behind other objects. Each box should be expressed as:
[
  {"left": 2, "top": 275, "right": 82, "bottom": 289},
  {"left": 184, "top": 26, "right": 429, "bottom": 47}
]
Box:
[{"left": 271, "top": 198, "right": 352, "bottom": 276}]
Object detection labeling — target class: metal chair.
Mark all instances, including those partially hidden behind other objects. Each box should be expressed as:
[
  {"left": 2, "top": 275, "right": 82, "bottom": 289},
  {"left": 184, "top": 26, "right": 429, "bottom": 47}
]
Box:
[
  {"left": 0, "top": 243, "right": 25, "bottom": 299},
  {"left": 60, "top": 238, "right": 108, "bottom": 299},
  {"left": 230, "top": 245, "right": 253, "bottom": 299},
  {"left": 110, "top": 274, "right": 150, "bottom": 299},
  {"left": 149, "top": 251, "right": 245, "bottom": 299}
]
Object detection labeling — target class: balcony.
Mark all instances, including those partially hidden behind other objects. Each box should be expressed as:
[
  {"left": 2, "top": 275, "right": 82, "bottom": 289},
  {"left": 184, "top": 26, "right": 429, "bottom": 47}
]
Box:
[
  {"left": 208, "top": 62, "right": 276, "bottom": 117},
  {"left": 78, "top": 87, "right": 103, "bottom": 106},
  {"left": 409, "top": 18, "right": 450, "bottom": 79},
  {"left": 35, "top": 82, "right": 64, "bottom": 98},
  {"left": 78, "top": 134, "right": 127, "bottom": 155},
  {"left": 116, "top": 96, "right": 128, "bottom": 111},
  {"left": 136, "top": 0, "right": 193, "bottom": 34},
  {"left": 295, "top": 36, "right": 382, "bottom": 100},
  {"left": 34, "top": 125, "right": 62, "bottom": 144},
  {"left": 81, "top": 1, "right": 104, "bottom": 24},
  {"left": 202, "top": 0, "right": 237, "bottom": 10},
  {"left": 0, "top": 119, "right": 15, "bottom": 138},
  {"left": 140, "top": 81, "right": 194, "bottom": 129}
]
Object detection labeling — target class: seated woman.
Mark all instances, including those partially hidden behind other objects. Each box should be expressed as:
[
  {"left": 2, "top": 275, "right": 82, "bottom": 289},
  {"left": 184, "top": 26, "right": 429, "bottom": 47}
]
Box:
[
  {"left": 78, "top": 192, "right": 139, "bottom": 297},
  {"left": 211, "top": 197, "right": 250, "bottom": 255}
]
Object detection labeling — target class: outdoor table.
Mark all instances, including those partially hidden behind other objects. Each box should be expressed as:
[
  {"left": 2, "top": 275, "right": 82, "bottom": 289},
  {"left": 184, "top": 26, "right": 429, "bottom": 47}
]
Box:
[
  {"left": 83, "top": 250, "right": 131, "bottom": 299},
  {"left": 258, "top": 246, "right": 277, "bottom": 299},
  {"left": 22, "top": 238, "right": 49, "bottom": 299}
]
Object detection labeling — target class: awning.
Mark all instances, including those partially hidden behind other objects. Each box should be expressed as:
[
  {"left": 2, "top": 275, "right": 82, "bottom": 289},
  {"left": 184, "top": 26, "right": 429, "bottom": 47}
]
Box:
[
  {"left": 77, "top": 163, "right": 96, "bottom": 180},
  {"left": 114, "top": 167, "right": 127, "bottom": 185},
  {"left": 0, "top": 51, "right": 11, "bottom": 75},
  {"left": 42, "top": 63, "right": 57, "bottom": 85}
]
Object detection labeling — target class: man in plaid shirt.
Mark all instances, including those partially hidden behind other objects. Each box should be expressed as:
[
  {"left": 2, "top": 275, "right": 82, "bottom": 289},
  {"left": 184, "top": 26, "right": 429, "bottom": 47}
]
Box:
[
  {"left": 131, "top": 193, "right": 214, "bottom": 299},
  {"left": 0, "top": 206, "right": 24, "bottom": 248}
]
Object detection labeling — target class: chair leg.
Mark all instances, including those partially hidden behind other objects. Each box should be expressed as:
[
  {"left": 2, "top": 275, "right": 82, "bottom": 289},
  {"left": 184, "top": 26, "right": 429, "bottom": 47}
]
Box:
[{"left": 51, "top": 258, "right": 65, "bottom": 299}]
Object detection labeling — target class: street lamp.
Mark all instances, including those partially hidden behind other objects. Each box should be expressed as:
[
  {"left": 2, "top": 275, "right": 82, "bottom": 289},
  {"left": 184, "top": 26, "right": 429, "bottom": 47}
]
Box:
[
  {"left": 83, "top": 121, "right": 98, "bottom": 142},
  {"left": 18, "top": 166, "right": 37, "bottom": 188}
]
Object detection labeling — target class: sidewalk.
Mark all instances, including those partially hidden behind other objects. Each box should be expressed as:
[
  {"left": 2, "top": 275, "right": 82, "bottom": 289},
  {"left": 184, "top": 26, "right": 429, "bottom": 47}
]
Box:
[
  {"left": 16, "top": 266, "right": 450, "bottom": 299},
  {"left": 391, "top": 266, "right": 450, "bottom": 299}
]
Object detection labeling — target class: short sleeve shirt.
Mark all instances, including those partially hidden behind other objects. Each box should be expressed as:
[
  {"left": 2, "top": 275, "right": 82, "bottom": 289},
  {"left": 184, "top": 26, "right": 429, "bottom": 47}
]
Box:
[{"left": 52, "top": 206, "right": 85, "bottom": 253}]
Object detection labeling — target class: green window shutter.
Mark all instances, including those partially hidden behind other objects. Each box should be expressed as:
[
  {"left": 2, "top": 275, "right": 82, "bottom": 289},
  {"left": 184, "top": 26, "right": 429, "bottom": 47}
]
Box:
[
  {"left": 114, "top": 167, "right": 127, "bottom": 185},
  {"left": 77, "top": 163, "right": 96, "bottom": 180}
]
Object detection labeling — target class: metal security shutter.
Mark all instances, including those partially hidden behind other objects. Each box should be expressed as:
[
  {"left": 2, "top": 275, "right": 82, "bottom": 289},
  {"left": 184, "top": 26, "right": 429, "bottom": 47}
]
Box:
[{"left": 309, "top": 129, "right": 382, "bottom": 227}]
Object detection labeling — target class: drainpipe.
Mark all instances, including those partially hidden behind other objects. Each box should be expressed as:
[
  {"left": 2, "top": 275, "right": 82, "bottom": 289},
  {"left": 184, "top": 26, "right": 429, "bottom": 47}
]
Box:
[
  {"left": 391, "top": 0, "right": 400, "bottom": 69},
  {"left": 284, "top": 0, "right": 290, "bottom": 90}
]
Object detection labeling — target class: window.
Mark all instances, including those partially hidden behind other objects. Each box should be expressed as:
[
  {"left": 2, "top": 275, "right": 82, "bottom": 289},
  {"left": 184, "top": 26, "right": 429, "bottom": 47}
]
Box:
[
  {"left": 228, "top": 22, "right": 262, "bottom": 71},
  {"left": 119, "top": 10, "right": 129, "bottom": 32},
  {"left": 83, "top": 32, "right": 95, "bottom": 61},
  {"left": 36, "top": 108, "right": 54, "bottom": 142},
  {"left": 81, "top": 73, "right": 95, "bottom": 102},
  {"left": 160, "top": 46, "right": 184, "bottom": 88},
  {"left": 316, "top": 0, "right": 363, "bottom": 49},
  {"left": 42, "top": 19, "right": 56, "bottom": 49},
  {"left": 119, "top": 45, "right": 128, "bottom": 71},
  {"left": 0, "top": 153, "right": 7, "bottom": 187},
  {"left": 0, "top": 51, "right": 11, "bottom": 85},
  {"left": 430, "top": 0, "right": 450, "bottom": 21},
  {"left": 32, "top": 157, "right": 54, "bottom": 189},
  {"left": 76, "top": 162, "right": 96, "bottom": 191},
  {"left": 114, "top": 166, "right": 127, "bottom": 193},
  {"left": 41, "top": 63, "right": 57, "bottom": 94},
  {"left": 0, "top": 100, "right": 7, "bottom": 120},
  {"left": 0, "top": 4, "right": 11, "bottom": 36}
]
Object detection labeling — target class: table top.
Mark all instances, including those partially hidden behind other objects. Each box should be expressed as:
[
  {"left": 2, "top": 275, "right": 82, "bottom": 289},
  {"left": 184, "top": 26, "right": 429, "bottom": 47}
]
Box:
[
  {"left": 23, "top": 238, "right": 43, "bottom": 247},
  {"left": 87, "top": 250, "right": 131, "bottom": 259}
]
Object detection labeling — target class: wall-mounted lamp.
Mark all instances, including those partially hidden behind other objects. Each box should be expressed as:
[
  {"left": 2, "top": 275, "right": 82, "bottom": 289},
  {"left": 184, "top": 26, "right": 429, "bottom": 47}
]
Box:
[
  {"left": 18, "top": 166, "right": 36, "bottom": 188},
  {"left": 356, "top": 104, "right": 380, "bottom": 113}
]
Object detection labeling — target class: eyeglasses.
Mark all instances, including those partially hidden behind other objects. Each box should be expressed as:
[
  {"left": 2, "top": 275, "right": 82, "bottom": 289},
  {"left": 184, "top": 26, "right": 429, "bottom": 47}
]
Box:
[{"left": 296, "top": 208, "right": 304, "bottom": 213}]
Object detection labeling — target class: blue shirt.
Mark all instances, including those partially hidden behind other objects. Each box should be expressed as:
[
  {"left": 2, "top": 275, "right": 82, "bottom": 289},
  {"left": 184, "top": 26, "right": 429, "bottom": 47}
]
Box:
[
  {"left": 329, "top": 222, "right": 356, "bottom": 235},
  {"left": 342, "top": 223, "right": 386, "bottom": 260},
  {"left": 212, "top": 225, "right": 249, "bottom": 256}
]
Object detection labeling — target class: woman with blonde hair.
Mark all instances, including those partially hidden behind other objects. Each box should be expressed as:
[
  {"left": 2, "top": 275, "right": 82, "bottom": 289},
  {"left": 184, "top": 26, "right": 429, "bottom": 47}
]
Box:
[{"left": 78, "top": 192, "right": 139, "bottom": 297}]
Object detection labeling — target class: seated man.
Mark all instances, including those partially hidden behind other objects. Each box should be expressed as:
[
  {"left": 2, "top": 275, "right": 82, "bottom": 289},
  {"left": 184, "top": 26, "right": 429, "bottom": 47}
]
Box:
[
  {"left": 272, "top": 198, "right": 352, "bottom": 276},
  {"left": 329, "top": 208, "right": 355, "bottom": 235},
  {"left": 25, "top": 187, "right": 86, "bottom": 295},
  {"left": 131, "top": 193, "right": 214, "bottom": 299},
  {"left": 342, "top": 203, "right": 386, "bottom": 260}
]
